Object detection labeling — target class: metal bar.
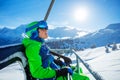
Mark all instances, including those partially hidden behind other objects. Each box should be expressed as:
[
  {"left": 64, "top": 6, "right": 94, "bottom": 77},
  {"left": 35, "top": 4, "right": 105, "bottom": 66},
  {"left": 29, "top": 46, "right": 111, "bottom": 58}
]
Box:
[
  {"left": 44, "top": 0, "right": 55, "bottom": 21},
  {"left": 76, "top": 56, "right": 80, "bottom": 74},
  {"left": 50, "top": 48, "right": 104, "bottom": 80},
  {"left": 67, "top": 73, "right": 70, "bottom": 80},
  {"left": 67, "top": 73, "right": 73, "bottom": 80}
]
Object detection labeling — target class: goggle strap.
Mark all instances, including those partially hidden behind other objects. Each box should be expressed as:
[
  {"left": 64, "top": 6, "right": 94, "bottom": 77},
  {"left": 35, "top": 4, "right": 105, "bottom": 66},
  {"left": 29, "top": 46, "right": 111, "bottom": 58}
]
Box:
[{"left": 26, "top": 23, "right": 39, "bottom": 32}]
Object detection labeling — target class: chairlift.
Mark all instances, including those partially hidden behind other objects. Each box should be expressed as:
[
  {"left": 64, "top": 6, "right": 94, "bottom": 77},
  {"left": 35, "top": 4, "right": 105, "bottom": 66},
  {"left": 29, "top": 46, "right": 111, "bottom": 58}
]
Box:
[{"left": 0, "top": 0, "right": 104, "bottom": 80}]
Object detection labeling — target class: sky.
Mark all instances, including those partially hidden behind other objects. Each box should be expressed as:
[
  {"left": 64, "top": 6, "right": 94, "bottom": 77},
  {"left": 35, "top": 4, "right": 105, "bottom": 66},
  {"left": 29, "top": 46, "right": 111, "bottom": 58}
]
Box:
[{"left": 0, "top": 0, "right": 120, "bottom": 32}]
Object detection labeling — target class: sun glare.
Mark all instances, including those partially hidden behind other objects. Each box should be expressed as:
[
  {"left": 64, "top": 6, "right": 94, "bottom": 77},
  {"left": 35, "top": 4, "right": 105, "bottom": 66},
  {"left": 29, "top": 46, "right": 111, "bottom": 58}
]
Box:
[{"left": 74, "top": 7, "right": 89, "bottom": 22}]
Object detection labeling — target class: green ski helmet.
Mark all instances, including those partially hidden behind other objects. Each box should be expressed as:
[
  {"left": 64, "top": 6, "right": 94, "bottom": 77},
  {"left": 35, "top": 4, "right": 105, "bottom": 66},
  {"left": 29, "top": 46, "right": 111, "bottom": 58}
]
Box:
[{"left": 25, "top": 20, "right": 48, "bottom": 39}]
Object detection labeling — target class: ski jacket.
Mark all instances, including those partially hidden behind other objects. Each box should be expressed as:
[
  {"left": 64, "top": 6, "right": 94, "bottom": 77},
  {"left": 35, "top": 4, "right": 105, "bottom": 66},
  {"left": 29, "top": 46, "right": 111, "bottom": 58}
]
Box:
[
  {"left": 40, "top": 44, "right": 59, "bottom": 69},
  {"left": 22, "top": 38, "right": 56, "bottom": 79}
]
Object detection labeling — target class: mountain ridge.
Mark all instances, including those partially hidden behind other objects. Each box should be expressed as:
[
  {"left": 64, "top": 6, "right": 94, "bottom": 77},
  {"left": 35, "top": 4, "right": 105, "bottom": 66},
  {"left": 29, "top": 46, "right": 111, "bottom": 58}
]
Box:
[
  {"left": 0, "top": 23, "right": 120, "bottom": 50},
  {"left": 0, "top": 25, "right": 88, "bottom": 46}
]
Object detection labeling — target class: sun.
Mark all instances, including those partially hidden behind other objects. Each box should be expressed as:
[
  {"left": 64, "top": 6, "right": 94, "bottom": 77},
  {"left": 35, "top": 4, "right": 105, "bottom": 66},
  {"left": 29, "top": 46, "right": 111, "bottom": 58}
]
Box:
[{"left": 73, "top": 6, "right": 89, "bottom": 22}]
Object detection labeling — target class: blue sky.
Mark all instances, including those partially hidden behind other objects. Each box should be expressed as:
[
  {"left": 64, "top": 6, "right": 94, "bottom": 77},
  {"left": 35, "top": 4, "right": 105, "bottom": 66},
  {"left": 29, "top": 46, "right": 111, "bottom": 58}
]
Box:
[{"left": 0, "top": 0, "right": 120, "bottom": 31}]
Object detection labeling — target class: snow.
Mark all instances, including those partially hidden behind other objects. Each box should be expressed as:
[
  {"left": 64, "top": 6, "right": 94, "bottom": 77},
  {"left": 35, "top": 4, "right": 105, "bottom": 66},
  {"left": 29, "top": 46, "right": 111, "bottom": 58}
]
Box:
[
  {"left": 0, "top": 61, "right": 26, "bottom": 80},
  {"left": 69, "top": 45, "right": 120, "bottom": 80}
]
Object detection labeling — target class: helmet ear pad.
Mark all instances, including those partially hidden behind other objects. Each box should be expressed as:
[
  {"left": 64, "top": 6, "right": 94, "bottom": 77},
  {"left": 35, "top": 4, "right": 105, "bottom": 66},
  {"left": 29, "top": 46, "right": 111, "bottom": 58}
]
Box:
[{"left": 30, "top": 30, "right": 39, "bottom": 40}]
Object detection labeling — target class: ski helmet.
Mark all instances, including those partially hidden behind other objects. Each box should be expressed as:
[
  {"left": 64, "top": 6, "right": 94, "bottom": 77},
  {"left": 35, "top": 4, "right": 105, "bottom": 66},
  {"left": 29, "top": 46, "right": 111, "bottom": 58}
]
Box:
[{"left": 25, "top": 20, "right": 48, "bottom": 38}]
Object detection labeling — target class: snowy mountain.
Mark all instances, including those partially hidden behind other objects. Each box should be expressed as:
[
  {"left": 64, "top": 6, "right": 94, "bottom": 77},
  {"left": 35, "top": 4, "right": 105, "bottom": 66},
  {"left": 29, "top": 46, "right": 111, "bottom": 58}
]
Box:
[
  {"left": 48, "top": 27, "right": 88, "bottom": 39},
  {"left": 0, "top": 25, "right": 88, "bottom": 46},
  {"left": 46, "top": 23, "right": 120, "bottom": 50},
  {"left": 79, "top": 23, "right": 120, "bottom": 47},
  {"left": 0, "top": 23, "right": 120, "bottom": 49},
  {"left": 0, "top": 25, "right": 26, "bottom": 46}
]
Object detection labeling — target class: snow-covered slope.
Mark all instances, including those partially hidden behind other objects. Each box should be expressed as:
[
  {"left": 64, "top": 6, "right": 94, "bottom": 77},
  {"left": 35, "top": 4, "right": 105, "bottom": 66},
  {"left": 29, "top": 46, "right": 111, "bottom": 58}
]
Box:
[
  {"left": 0, "top": 43, "right": 120, "bottom": 80},
  {"left": 70, "top": 44, "right": 120, "bottom": 80}
]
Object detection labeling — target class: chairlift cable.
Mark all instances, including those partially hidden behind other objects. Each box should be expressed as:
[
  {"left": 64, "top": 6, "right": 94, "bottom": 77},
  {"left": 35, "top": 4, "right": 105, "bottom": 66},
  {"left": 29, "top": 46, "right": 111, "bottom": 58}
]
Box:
[{"left": 44, "top": 0, "right": 55, "bottom": 21}]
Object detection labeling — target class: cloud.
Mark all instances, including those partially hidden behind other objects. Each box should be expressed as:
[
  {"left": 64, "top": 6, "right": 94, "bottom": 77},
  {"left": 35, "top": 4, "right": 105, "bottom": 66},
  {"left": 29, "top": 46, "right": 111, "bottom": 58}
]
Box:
[
  {"left": 48, "top": 24, "right": 55, "bottom": 29},
  {"left": 75, "top": 31, "right": 89, "bottom": 38},
  {"left": 0, "top": 25, "right": 5, "bottom": 29}
]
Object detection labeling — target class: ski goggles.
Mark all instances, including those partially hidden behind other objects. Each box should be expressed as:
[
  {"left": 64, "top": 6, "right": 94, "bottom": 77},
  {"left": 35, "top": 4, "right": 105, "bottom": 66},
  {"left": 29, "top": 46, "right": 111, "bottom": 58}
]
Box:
[{"left": 38, "top": 21, "right": 48, "bottom": 30}]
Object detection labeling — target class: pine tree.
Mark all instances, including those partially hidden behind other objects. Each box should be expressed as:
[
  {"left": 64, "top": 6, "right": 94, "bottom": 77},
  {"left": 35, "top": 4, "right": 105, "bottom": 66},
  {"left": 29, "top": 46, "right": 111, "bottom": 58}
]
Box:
[
  {"left": 112, "top": 42, "right": 118, "bottom": 51},
  {"left": 105, "top": 46, "right": 110, "bottom": 53}
]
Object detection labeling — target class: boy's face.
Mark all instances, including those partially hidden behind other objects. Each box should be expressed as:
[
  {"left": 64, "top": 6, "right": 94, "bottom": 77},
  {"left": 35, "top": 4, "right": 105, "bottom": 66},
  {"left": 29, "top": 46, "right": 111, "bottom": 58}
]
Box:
[{"left": 38, "top": 29, "right": 48, "bottom": 39}]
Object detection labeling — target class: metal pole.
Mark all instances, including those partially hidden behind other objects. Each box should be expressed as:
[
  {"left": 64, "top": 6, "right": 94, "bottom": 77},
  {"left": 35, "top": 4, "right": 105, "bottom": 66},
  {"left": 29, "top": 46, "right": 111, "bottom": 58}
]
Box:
[
  {"left": 67, "top": 73, "right": 70, "bottom": 80},
  {"left": 44, "top": 0, "right": 55, "bottom": 21},
  {"left": 67, "top": 73, "right": 73, "bottom": 80},
  {"left": 76, "top": 56, "right": 80, "bottom": 74}
]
